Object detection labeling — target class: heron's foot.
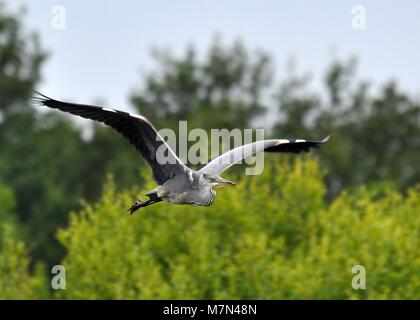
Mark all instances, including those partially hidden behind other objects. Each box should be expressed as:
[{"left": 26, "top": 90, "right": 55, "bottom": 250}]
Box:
[
  {"left": 128, "top": 197, "right": 163, "bottom": 214},
  {"left": 128, "top": 199, "right": 145, "bottom": 215}
]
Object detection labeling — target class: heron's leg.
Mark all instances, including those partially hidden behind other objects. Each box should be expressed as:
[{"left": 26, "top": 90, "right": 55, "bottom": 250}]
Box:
[{"left": 128, "top": 197, "right": 162, "bottom": 215}]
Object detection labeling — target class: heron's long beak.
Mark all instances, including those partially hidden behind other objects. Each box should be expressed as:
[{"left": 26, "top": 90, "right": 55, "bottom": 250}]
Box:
[{"left": 216, "top": 177, "right": 236, "bottom": 186}]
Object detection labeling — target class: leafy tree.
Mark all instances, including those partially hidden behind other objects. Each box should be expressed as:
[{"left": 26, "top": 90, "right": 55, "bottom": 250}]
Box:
[
  {"left": 130, "top": 38, "right": 272, "bottom": 131},
  {"left": 0, "top": 1, "right": 45, "bottom": 117},
  {"left": 1, "top": 1, "right": 419, "bottom": 281},
  {"left": 0, "top": 31, "right": 269, "bottom": 265},
  {"left": 273, "top": 58, "right": 420, "bottom": 195},
  {"left": 0, "top": 182, "right": 47, "bottom": 299},
  {"left": 57, "top": 158, "right": 420, "bottom": 299},
  {"left": 0, "top": 3, "right": 140, "bottom": 265}
]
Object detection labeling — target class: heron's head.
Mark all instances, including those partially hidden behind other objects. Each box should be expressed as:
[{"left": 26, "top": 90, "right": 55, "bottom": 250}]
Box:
[{"left": 206, "top": 175, "right": 236, "bottom": 188}]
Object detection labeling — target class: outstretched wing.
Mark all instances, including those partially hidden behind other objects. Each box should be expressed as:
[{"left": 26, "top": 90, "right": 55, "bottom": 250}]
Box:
[
  {"left": 32, "top": 92, "right": 187, "bottom": 185},
  {"left": 199, "top": 135, "right": 330, "bottom": 176}
]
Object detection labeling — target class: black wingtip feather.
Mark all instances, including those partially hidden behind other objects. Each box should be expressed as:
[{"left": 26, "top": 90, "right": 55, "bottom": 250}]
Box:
[
  {"left": 31, "top": 91, "right": 54, "bottom": 107},
  {"left": 33, "top": 91, "right": 51, "bottom": 100},
  {"left": 265, "top": 135, "right": 331, "bottom": 154}
]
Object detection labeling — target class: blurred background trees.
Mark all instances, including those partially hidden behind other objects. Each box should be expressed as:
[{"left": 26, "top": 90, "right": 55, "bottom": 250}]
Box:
[
  {"left": 130, "top": 39, "right": 272, "bottom": 131},
  {"left": 57, "top": 160, "right": 420, "bottom": 299},
  {"left": 0, "top": 182, "right": 46, "bottom": 298},
  {"left": 0, "top": 3, "right": 419, "bottom": 299}
]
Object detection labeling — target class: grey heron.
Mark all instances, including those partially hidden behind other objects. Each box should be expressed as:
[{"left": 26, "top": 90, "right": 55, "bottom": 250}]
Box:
[{"left": 32, "top": 92, "right": 330, "bottom": 214}]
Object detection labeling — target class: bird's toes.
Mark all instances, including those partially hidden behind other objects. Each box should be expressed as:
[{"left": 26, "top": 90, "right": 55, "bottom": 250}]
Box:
[{"left": 128, "top": 200, "right": 144, "bottom": 215}]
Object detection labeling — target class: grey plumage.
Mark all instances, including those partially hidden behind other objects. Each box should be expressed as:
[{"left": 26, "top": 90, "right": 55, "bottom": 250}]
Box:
[
  {"left": 199, "top": 137, "right": 330, "bottom": 176},
  {"left": 33, "top": 92, "right": 330, "bottom": 214}
]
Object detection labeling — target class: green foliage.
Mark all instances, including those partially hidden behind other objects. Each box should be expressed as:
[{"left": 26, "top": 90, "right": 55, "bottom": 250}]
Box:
[
  {"left": 0, "top": 178, "right": 16, "bottom": 230},
  {"left": 0, "top": 2, "right": 419, "bottom": 296},
  {"left": 0, "top": 183, "right": 47, "bottom": 299},
  {"left": 273, "top": 58, "right": 420, "bottom": 195},
  {"left": 0, "top": 228, "right": 47, "bottom": 299},
  {"left": 0, "top": 1, "right": 46, "bottom": 116},
  {"left": 0, "top": 112, "right": 143, "bottom": 265},
  {"left": 58, "top": 159, "right": 419, "bottom": 299}
]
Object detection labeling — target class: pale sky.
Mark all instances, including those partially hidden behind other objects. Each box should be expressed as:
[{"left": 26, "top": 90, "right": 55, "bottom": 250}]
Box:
[{"left": 7, "top": 0, "right": 420, "bottom": 113}]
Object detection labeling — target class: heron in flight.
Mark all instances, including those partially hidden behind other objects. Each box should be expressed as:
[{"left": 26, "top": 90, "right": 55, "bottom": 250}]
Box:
[{"left": 32, "top": 92, "right": 330, "bottom": 214}]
